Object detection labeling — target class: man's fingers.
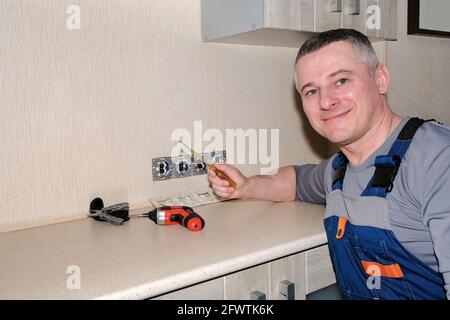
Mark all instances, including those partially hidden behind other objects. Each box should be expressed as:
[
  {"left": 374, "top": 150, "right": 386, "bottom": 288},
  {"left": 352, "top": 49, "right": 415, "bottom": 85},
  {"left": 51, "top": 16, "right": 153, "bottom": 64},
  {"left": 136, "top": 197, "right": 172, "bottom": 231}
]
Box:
[
  {"left": 214, "top": 191, "right": 234, "bottom": 199},
  {"left": 213, "top": 163, "right": 236, "bottom": 177},
  {"left": 208, "top": 171, "right": 229, "bottom": 186},
  {"left": 211, "top": 184, "right": 234, "bottom": 194}
]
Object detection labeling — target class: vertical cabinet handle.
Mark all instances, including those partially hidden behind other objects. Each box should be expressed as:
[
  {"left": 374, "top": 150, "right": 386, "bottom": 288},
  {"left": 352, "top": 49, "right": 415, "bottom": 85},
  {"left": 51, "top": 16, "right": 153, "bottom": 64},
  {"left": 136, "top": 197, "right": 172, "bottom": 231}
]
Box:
[
  {"left": 279, "top": 280, "right": 295, "bottom": 300},
  {"left": 250, "top": 290, "right": 266, "bottom": 300},
  {"left": 327, "top": 0, "right": 342, "bottom": 12}
]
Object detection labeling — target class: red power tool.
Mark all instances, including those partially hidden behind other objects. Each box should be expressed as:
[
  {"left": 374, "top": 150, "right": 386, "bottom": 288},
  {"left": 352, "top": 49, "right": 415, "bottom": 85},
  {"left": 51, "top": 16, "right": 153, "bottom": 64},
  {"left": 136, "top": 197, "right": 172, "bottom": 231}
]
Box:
[{"left": 141, "top": 206, "right": 205, "bottom": 232}]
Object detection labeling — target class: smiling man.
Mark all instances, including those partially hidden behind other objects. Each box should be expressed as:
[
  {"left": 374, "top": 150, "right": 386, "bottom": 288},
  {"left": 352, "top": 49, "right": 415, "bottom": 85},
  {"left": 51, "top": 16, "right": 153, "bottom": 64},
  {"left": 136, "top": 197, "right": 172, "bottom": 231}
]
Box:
[
  {"left": 208, "top": 29, "right": 450, "bottom": 300},
  {"left": 295, "top": 37, "right": 402, "bottom": 165}
]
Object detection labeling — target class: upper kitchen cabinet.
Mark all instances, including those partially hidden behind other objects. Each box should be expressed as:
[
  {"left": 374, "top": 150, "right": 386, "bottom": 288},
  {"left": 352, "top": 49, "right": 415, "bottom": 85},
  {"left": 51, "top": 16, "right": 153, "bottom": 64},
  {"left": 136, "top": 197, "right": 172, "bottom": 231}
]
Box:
[{"left": 201, "top": 0, "right": 397, "bottom": 48}]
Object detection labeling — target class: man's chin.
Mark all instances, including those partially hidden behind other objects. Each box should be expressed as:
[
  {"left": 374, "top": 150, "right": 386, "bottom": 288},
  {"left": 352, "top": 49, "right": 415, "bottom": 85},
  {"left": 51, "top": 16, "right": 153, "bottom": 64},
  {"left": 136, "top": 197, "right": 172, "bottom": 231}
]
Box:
[{"left": 324, "top": 133, "right": 351, "bottom": 146}]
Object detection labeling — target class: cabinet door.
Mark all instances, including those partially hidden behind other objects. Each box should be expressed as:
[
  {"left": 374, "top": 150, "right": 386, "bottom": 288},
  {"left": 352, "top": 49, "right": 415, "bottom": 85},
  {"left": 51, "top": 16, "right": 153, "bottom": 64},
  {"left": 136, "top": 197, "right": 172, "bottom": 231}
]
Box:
[
  {"left": 315, "top": 0, "right": 343, "bottom": 32},
  {"left": 268, "top": 252, "right": 306, "bottom": 300},
  {"left": 264, "top": 0, "right": 300, "bottom": 30},
  {"left": 264, "top": 0, "right": 315, "bottom": 32},
  {"left": 365, "top": 0, "right": 397, "bottom": 40},
  {"left": 152, "top": 278, "right": 224, "bottom": 300},
  {"left": 224, "top": 264, "right": 269, "bottom": 300},
  {"left": 342, "top": 0, "right": 366, "bottom": 33},
  {"left": 305, "top": 245, "right": 336, "bottom": 294}
]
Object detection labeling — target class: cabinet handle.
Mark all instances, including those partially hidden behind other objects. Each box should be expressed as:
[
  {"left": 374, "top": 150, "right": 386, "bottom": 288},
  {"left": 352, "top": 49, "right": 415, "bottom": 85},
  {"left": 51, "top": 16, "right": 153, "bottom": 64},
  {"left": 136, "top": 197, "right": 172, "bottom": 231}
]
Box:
[
  {"left": 327, "top": 0, "right": 342, "bottom": 12},
  {"left": 279, "top": 280, "right": 295, "bottom": 300},
  {"left": 345, "top": 0, "right": 360, "bottom": 15},
  {"left": 250, "top": 290, "right": 266, "bottom": 300}
]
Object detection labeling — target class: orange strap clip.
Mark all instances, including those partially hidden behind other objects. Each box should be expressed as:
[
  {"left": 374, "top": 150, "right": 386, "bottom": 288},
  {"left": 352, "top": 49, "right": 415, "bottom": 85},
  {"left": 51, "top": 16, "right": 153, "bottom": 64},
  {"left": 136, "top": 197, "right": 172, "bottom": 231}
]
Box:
[{"left": 336, "top": 217, "right": 348, "bottom": 239}]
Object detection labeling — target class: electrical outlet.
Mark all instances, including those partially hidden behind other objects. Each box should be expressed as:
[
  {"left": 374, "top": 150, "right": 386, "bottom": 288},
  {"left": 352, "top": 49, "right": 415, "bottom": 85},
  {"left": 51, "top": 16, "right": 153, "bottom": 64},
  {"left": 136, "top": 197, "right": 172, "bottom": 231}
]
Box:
[
  {"left": 152, "top": 157, "right": 173, "bottom": 181},
  {"left": 191, "top": 150, "right": 227, "bottom": 176},
  {"left": 203, "top": 150, "right": 227, "bottom": 165},
  {"left": 172, "top": 154, "right": 192, "bottom": 179},
  {"left": 152, "top": 150, "right": 227, "bottom": 182},
  {"left": 192, "top": 156, "right": 208, "bottom": 176}
]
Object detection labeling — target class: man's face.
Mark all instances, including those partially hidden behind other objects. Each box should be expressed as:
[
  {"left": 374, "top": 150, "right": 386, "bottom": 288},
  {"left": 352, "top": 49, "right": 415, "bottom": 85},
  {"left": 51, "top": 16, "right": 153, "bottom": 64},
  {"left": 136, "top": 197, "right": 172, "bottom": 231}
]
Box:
[{"left": 295, "top": 41, "right": 386, "bottom": 146}]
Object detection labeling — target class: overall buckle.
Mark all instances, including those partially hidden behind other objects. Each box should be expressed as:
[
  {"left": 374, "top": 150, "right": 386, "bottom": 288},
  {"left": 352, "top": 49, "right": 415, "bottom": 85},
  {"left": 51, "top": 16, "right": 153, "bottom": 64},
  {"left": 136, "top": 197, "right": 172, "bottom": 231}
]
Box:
[{"left": 371, "top": 155, "right": 401, "bottom": 192}]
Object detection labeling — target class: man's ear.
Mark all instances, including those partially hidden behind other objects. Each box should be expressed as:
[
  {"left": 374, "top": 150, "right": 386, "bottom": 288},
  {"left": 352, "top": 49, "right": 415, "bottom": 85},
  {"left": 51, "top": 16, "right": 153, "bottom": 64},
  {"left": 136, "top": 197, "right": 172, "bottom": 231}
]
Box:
[{"left": 375, "top": 64, "right": 390, "bottom": 95}]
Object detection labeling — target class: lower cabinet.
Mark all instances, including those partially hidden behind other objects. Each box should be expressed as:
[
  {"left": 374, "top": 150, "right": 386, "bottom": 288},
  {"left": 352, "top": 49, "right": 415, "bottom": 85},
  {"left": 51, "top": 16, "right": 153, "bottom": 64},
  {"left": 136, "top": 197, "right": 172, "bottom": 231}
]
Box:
[
  {"left": 224, "top": 263, "right": 269, "bottom": 300},
  {"left": 153, "top": 244, "right": 334, "bottom": 300},
  {"left": 267, "top": 252, "right": 306, "bottom": 300},
  {"left": 305, "top": 244, "right": 336, "bottom": 294},
  {"left": 153, "top": 278, "right": 224, "bottom": 300}
]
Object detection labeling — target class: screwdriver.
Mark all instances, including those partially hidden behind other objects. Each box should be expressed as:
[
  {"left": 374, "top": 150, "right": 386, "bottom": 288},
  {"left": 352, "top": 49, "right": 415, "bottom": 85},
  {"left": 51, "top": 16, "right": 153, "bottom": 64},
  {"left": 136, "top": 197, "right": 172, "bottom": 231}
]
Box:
[
  {"left": 178, "top": 140, "right": 236, "bottom": 188},
  {"left": 139, "top": 206, "right": 205, "bottom": 232}
]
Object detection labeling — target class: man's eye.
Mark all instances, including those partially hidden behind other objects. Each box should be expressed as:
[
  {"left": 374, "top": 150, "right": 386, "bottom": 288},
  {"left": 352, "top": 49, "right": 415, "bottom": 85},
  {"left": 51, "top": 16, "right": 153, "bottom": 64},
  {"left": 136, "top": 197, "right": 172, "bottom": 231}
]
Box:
[
  {"left": 336, "top": 78, "right": 348, "bottom": 86},
  {"left": 305, "top": 89, "right": 317, "bottom": 96}
]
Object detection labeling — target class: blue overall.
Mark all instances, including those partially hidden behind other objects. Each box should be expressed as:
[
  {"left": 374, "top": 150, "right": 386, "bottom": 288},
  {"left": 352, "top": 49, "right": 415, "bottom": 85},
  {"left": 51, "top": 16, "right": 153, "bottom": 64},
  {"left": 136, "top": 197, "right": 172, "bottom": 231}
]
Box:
[{"left": 324, "top": 118, "right": 447, "bottom": 300}]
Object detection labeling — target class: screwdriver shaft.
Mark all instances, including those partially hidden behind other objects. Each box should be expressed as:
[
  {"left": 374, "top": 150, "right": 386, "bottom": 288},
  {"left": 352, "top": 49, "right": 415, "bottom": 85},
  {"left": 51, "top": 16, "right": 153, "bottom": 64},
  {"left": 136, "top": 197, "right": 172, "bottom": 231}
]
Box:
[{"left": 178, "top": 140, "right": 237, "bottom": 188}]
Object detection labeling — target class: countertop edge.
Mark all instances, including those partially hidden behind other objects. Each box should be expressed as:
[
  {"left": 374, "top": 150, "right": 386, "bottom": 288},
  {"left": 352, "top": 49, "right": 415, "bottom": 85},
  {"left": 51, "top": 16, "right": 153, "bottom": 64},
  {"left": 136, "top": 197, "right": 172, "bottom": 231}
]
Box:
[{"left": 95, "top": 233, "right": 328, "bottom": 300}]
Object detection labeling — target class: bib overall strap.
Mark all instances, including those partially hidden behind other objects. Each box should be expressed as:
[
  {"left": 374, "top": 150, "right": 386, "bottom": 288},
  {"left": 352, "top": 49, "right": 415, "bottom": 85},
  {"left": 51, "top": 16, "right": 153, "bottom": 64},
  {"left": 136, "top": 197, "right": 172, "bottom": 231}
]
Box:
[
  {"left": 331, "top": 152, "right": 348, "bottom": 191},
  {"left": 361, "top": 117, "right": 433, "bottom": 197}
]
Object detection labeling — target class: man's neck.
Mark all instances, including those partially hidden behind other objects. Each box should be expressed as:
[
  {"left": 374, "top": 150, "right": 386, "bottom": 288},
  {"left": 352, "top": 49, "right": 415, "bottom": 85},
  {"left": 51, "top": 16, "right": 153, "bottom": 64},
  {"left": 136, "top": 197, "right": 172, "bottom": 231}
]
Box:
[{"left": 340, "top": 110, "right": 403, "bottom": 166}]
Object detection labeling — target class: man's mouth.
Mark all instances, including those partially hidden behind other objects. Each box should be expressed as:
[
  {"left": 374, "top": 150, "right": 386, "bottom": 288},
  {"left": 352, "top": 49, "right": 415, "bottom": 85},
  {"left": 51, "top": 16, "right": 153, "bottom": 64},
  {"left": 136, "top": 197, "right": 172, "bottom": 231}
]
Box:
[{"left": 322, "top": 109, "right": 351, "bottom": 122}]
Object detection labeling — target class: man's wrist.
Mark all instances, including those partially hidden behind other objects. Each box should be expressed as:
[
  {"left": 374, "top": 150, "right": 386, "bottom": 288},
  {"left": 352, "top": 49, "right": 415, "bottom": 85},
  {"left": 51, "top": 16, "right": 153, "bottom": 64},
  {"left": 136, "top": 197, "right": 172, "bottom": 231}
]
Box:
[{"left": 239, "top": 176, "right": 255, "bottom": 200}]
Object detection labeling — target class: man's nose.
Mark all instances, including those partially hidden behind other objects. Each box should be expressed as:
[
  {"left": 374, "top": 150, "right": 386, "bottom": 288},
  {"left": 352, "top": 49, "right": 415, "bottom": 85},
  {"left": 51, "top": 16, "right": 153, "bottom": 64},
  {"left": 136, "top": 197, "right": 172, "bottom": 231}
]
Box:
[{"left": 319, "top": 89, "right": 339, "bottom": 110}]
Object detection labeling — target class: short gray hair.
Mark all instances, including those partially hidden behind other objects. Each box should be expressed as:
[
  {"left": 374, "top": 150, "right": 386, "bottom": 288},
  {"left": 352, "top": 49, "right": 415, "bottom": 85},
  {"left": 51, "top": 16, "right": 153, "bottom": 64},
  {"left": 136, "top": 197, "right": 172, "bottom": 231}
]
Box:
[{"left": 294, "top": 29, "right": 380, "bottom": 91}]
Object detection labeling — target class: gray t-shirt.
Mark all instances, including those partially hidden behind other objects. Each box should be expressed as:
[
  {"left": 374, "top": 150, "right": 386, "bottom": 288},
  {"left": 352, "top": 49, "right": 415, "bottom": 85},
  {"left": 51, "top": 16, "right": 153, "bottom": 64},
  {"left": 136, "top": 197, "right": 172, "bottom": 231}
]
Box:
[{"left": 295, "top": 116, "right": 450, "bottom": 298}]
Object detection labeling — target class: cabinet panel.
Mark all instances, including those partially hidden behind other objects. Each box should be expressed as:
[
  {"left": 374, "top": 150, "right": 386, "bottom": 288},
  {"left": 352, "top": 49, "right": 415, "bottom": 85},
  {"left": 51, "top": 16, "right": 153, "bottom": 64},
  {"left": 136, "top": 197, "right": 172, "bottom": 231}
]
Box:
[
  {"left": 201, "top": 0, "right": 396, "bottom": 48},
  {"left": 201, "top": 0, "right": 264, "bottom": 41},
  {"left": 262, "top": 0, "right": 314, "bottom": 33},
  {"left": 315, "top": 0, "right": 343, "bottom": 32},
  {"left": 306, "top": 245, "right": 336, "bottom": 294},
  {"left": 264, "top": 0, "right": 300, "bottom": 30},
  {"left": 299, "top": 0, "right": 315, "bottom": 32},
  {"left": 153, "top": 278, "right": 224, "bottom": 300},
  {"left": 342, "top": 0, "right": 366, "bottom": 33},
  {"left": 268, "top": 252, "right": 306, "bottom": 300},
  {"left": 224, "top": 264, "right": 269, "bottom": 300},
  {"left": 365, "top": 0, "right": 397, "bottom": 40}
]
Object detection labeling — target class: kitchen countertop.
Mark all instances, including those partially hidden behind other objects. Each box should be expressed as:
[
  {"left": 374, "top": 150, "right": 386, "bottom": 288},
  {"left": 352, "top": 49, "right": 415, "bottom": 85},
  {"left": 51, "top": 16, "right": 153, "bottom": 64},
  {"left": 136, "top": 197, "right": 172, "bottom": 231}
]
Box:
[{"left": 0, "top": 199, "right": 326, "bottom": 299}]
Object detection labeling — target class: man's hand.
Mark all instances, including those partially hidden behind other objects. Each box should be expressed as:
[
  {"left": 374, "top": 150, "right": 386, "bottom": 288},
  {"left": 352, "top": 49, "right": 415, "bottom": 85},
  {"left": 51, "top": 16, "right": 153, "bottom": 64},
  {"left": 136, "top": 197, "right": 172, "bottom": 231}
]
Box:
[
  {"left": 208, "top": 164, "right": 297, "bottom": 202},
  {"left": 207, "top": 164, "right": 248, "bottom": 199}
]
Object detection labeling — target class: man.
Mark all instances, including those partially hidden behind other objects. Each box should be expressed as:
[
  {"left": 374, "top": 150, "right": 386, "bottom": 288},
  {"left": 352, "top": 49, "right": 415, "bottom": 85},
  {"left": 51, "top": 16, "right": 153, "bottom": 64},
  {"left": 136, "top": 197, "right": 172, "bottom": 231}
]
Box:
[{"left": 208, "top": 29, "right": 450, "bottom": 300}]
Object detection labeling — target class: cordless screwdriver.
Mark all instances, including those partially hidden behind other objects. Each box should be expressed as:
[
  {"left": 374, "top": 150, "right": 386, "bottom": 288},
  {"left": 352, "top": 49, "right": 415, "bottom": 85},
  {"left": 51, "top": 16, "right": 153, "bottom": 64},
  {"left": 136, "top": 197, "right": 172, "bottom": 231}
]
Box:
[{"left": 140, "top": 206, "right": 205, "bottom": 232}]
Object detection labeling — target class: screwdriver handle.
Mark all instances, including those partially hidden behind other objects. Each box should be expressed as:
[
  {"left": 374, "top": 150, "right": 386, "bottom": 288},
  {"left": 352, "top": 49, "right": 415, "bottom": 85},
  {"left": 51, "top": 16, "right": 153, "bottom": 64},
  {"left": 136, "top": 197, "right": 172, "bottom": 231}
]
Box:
[
  {"left": 181, "top": 212, "right": 205, "bottom": 232},
  {"left": 208, "top": 164, "right": 236, "bottom": 188}
]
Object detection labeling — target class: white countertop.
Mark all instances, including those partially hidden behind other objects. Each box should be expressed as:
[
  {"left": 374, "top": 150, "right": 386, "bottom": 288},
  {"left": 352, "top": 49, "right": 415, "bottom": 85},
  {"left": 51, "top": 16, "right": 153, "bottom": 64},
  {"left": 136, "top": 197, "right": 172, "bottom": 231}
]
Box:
[{"left": 0, "top": 199, "right": 326, "bottom": 299}]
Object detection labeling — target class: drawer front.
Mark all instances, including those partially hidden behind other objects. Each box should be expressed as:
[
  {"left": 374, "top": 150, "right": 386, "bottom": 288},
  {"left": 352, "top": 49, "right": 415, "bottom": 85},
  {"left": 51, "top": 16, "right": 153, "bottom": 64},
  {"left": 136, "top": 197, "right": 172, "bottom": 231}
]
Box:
[
  {"left": 153, "top": 278, "right": 224, "bottom": 300},
  {"left": 224, "top": 264, "right": 269, "bottom": 300},
  {"left": 268, "top": 252, "right": 306, "bottom": 300},
  {"left": 306, "top": 244, "right": 336, "bottom": 294}
]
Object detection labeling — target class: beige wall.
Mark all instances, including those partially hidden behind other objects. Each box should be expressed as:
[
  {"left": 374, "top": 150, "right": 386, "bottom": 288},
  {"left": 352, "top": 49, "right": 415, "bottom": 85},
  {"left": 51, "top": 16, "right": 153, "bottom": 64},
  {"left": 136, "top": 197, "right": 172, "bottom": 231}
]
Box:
[
  {"left": 2, "top": 0, "right": 448, "bottom": 232},
  {"left": 0, "top": 0, "right": 328, "bottom": 231},
  {"left": 387, "top": 0, "right": 450, "bottom": 123}
]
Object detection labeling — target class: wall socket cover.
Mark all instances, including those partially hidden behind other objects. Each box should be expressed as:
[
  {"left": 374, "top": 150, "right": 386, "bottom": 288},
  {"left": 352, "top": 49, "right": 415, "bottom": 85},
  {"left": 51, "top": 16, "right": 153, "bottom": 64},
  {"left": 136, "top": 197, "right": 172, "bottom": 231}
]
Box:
[
  {"left": 149, "top": 187, "right": 226, "bottom": 208},
  {"left": 172, "top": 154, "right": 192, "bottom": 179},
  {"left": 203, "top": 150, "right": 227, "bottom": 164},
  {"left": 152, "top": 150, "right": 227, "bottom": 181},
  {"left": 152, "top": 157, "right": 173, "bottom": 181}
]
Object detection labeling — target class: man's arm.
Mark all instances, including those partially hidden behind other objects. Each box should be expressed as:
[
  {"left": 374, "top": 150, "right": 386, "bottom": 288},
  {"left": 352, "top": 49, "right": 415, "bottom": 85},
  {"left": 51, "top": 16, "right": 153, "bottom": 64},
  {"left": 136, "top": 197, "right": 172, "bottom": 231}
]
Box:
[
  {"left": 421, "top": 145, "right": 450, "bottom": 299},
  {"left": 208, "top": 159, "right": 330, "bottom": 203},
  {"left": 207, "top": 164, "right": 297, "bottom": 202}
]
